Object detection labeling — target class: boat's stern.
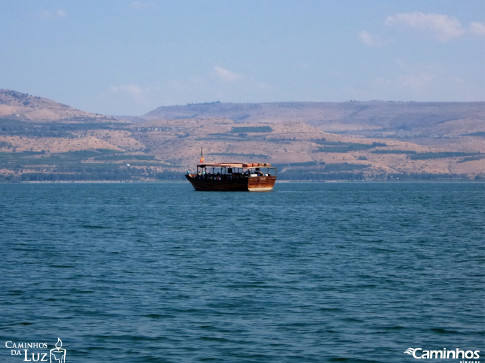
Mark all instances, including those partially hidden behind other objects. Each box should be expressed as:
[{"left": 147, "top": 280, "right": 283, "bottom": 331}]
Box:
[{"left": 247, "top": 175, "right": 277, "bottom": 191}]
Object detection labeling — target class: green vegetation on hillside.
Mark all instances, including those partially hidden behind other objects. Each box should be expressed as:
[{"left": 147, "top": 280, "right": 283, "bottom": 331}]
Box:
[
  {"left": 0, "top": 118, "right": 129, "bottom": 137},
  {"left": 314, "top": 142, "right": 377, "bottom": 153},
  {"left": 231, "top": 126, "right": 272, "bottom": 133},
  {"left": 371, "top": 150, "right": 417, "bottom": 154},
  {"left": 0, "top": 149, "right": 179, "bottom": 182},
  {"left": 1, "top": 94, "right": 484, "bottom": 182},
  {"left": 208, "top": 152, "right": 268, "bottom": 159},
  {"left": 410, "top": 152, "right": 480, "bottom": 160}
]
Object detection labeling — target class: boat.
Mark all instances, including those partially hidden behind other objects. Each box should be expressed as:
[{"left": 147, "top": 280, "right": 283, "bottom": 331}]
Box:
[{"left": 186, "top": 162, "right": 277, "bottom": 191}]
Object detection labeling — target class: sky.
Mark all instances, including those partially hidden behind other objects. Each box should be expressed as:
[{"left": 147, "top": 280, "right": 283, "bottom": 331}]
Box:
[{"left": 1, "top": 0, "right": 484, "bottom": 115}]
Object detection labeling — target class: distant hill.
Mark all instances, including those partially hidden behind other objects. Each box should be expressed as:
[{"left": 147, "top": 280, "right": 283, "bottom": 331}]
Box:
[
  {"left": 145, "top": 101, "right": 485, "bottom": 139},
  {"left": 0, "top": 89, "right": 109, "bottom": 122},
  {"left": 0, "top": 90, "right": 484, "bottom": 182}
]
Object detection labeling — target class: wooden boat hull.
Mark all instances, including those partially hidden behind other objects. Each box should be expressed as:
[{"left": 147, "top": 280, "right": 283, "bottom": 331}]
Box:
[
  {"left": 248, "top": 176, "right": 277, "bottom": 191},
  {"left": 186, "top": 174, "right": 276, "bottom": 192}
]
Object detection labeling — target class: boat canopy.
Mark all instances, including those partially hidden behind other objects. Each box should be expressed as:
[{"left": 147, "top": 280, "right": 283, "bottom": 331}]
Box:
[{"left": 198, "top": 162, "right": 273, "bottom": 169}]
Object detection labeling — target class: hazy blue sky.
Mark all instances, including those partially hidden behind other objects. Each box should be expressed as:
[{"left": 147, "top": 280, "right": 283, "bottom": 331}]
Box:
[{"left": 1, "top": 0, "right": 484, "bottom": 115}]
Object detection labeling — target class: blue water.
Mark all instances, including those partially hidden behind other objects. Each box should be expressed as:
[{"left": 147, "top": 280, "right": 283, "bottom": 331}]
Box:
[{"left": 0, "top": 183, "right": 483, "bottom": 362}]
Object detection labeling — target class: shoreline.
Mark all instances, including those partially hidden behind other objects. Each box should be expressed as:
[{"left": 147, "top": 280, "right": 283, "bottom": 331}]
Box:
[{"left": 1, "top": 179, "right": 484, "bottom": 184}]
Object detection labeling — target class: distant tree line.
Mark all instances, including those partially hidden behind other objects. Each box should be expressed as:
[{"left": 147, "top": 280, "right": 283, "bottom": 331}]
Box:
[{"left": 0, "top": 118, "right": 129, "bottom": 137}]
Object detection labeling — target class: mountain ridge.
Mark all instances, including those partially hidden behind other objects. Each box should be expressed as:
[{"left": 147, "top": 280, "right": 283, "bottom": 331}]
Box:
[
  {"left": 0, "top": 89, "right": 484, "bottom": 182},
  {"left": 144, "top": 100, "right": 485, "bottom": 139},
  {"left": 0, "top": 89, "right": 112, "bottom": 122}
]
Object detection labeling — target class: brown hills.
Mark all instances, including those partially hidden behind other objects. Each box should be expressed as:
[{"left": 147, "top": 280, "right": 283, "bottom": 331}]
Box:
[
  {"left": 0, "top": 90, "right": 484, "bottom": 182},
  {"left": 0, "top": 89, "right": 108, "bottom": 122}
]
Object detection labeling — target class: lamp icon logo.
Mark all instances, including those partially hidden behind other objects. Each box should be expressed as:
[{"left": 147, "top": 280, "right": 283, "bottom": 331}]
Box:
[{"left": 49, "top": 338, "right": 66, "bottom": 363}]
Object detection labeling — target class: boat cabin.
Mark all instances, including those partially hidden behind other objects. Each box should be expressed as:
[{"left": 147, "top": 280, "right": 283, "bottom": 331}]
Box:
[
  {"left": 186, "top": 162, "right": 277, "bottom": 191},
  {"left": 194, "top": 162, "right": 275, "bottom": 179}
]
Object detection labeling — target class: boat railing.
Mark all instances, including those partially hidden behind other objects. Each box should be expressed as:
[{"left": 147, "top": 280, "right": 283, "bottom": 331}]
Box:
[{"left": 189, "top": 165, "right": 276, "bottom": 178}]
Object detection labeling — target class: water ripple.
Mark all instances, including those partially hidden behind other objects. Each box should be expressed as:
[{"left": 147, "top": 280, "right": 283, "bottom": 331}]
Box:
[{"left": 0, "top": 182, "right": 483, "bottom": 362}]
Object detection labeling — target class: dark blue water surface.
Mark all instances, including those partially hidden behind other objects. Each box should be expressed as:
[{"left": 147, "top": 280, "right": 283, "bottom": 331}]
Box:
[{"left": 0, "top": 182, "right": 484, "bottom": 362}]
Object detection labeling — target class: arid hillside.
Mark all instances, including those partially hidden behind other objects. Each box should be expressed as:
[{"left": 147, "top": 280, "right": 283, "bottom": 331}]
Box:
[
  {"left": 0, "top": 89, "right": 109, "bottom": 122},
  {"left": 142, "top": 101, "right": 485, "bottom": 180},
  {"left": 0, "top": 90, "right": 484, "bottom": 182},
  {"left": 146, "top": 101, "right": 484, "bottom": 144}
]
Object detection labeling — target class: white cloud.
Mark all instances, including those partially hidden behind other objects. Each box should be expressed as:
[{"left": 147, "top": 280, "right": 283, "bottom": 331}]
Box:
[
  {"left": 385, "top": 12, "right": 464, "bottom": 42},
  {"left": 110, "top": 84, "right": 148, "bottom": 104},
  {"left": 213, "top": 66, "right": 243, "bottom": 82},
  {"left": 395, "top": 59, "right": 438, "bottom": 91},
  {"left": 384, "top": 12, "right": 485, "bottom": 42},
  {"left": 36, "top": 9, "right": 68, "bottom": 20},
  {"left": 358, "top": 30, "right": 390, "bottom": 46},
  {"left": 359, "top": 31, "right": 376, "bottom": 46},
  {"left": 370, "top": 59, "right": 473, "bottom": 100},
  {"left": 469, "top": 22, "right": 485, "bottom": 37},
  {"left": 398, "top": 72, "right": 437, "bottom": 92},
  {"left": 213, "top": 66, "right": 272, "bottom": 92},
  {"left": 107, "top": 66, "right": 272, "bottom": 111}
]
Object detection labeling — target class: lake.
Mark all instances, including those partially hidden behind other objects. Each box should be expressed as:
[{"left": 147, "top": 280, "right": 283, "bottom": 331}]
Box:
[{"left": 0, "top": 182, "right": 483, "bottom": 362}]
